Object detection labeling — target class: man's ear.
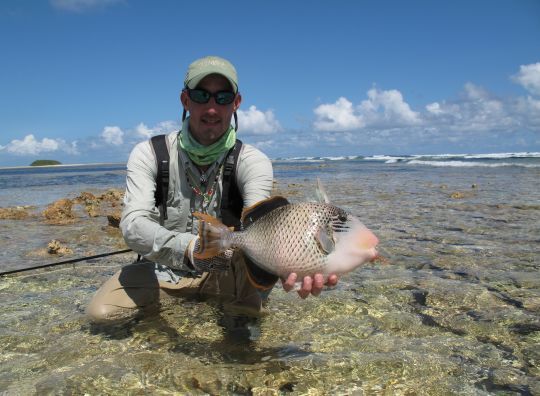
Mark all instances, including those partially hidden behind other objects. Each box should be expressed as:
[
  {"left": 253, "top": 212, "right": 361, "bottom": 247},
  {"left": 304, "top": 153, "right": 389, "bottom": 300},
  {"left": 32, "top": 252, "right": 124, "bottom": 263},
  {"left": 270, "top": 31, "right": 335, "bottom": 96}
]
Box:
[
  {"left": 234, "top": 93, "right": 242, "bottom": 111},
  {"left": 180, "top": 90, "right": 189, "bottom": 108}
]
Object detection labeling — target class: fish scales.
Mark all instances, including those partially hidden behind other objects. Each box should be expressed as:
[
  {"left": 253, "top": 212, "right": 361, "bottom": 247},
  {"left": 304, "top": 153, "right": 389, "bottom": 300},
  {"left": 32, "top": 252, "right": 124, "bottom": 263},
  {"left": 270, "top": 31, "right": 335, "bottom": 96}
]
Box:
[{"left": 230, "top": 202, "right": 344, "bottom": 277}]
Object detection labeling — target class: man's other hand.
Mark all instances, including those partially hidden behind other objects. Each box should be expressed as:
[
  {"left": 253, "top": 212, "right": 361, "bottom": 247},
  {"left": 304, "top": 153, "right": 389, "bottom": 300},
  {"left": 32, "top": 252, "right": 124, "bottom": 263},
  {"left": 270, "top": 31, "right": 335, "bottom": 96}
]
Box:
[{"left": 281, "top": 273, "right": 338, "bottom": 298}]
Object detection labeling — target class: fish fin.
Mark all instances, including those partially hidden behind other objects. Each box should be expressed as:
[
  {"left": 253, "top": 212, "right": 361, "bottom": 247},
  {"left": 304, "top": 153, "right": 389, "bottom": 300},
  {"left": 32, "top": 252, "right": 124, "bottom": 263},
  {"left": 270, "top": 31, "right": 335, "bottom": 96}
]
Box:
[
  {"left": 192, "top": 212, "right": 230, "bottom": 259},
  {"left": 315, "top": 178, "right": 331, "bottom": 204},
  {"left": 315, "top": 227, "right": 335, "bottom": 254},
  {"left": 241, "top": 196, "right": 290, "bottom": 228}
]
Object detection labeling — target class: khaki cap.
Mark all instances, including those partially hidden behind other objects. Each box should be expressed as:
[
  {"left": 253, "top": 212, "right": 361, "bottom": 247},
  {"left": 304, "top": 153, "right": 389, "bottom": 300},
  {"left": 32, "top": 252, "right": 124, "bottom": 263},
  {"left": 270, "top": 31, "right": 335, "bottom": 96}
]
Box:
[{"left": 184, "top": 56, "right": 238, "bottom": 93}]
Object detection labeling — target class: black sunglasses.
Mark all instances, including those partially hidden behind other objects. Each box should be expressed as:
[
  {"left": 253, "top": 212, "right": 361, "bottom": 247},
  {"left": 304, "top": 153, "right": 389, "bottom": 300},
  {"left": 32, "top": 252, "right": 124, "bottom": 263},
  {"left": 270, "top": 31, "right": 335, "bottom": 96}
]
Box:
[{"left": 186, "top": 88, "right": 236, "bottom": 105}]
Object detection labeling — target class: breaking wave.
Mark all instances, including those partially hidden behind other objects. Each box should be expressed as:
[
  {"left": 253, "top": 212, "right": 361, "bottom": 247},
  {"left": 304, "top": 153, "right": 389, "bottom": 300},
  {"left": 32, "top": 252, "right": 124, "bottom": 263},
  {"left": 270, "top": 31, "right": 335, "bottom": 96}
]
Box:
[
  {"left": 276, "top": 152, "right": 540, "bottom": 168},
  {"left": 407, "top": 160, "right": 540, "bottom": 168}
]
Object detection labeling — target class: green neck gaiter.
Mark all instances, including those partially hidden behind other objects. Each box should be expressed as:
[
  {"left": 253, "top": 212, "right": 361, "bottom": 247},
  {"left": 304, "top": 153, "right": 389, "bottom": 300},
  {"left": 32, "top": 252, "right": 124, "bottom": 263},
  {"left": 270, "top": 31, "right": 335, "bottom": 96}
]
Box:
[{"left": 178, "top": 117, "right": 236, "bottom": 166}]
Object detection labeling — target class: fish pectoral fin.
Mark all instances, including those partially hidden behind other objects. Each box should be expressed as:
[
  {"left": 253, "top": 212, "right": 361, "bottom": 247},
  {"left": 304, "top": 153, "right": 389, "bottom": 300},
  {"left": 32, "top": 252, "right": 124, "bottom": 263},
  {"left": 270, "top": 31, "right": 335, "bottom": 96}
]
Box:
[{"left": 315, "top": 227, "right": 335, "bottom": 254}]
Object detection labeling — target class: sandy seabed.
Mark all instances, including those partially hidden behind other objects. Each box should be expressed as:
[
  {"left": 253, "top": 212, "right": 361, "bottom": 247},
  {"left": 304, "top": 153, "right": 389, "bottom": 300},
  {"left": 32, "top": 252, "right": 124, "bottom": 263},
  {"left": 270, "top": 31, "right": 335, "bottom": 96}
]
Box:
[{"left": 0, "top": 162, "right": 539, "bottom": 395}]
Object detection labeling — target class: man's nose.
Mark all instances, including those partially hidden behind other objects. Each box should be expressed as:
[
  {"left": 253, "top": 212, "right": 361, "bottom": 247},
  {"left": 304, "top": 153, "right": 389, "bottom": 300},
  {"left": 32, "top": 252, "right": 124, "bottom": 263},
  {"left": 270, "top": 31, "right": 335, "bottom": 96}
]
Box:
[{"left": 203, "top": 97, "right": 220, "bottom": 110}]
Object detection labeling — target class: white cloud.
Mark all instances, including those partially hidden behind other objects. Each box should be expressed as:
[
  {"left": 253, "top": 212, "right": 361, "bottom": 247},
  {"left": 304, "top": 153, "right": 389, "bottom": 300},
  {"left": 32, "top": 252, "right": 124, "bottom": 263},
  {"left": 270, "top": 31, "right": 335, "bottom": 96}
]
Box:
[
  {"left": 425, "top": 82, "right": 516, "bottom": 133},
  {"left": 66, "top": 141, "right": 79, "bottom": 155},
  {"left": 237, "top": 105, "right": 282, "bottom": 134},
  {"left": 151, "top": 120, "right": 179, "bottom": 135},
  {"left": 512, "top": 62, "right": 540, "bottom": 96},
  {"left": 307, "top": 67, "right": 540, "bottom": 154},
  {"left": 92, "top": 120, "right": 179, "bottom": 149},
  {"left": 361, "top": 88, "right": 420, "bottom": 125},
  {"left": 50, "top": 0, "right": 123, "bottom": 12},
  {"left": 134, "top": 120, "right": 179, "bottom": 139},
  {"left": 0, "top": 134, "right": 79, "bottom": 156},
  {"left": 314, "top": 88, "right": 420, "bottom": 132},
  {"left": 250, "top": 139, "right": 277, "bottom": 150},
  {"left": 514, "top": 96, "right": 540, "bottom": 128},
  {"left": 426, "top": 102, "right": 442, "bottom": 115},
  {"left": 7, "top": 135, "right": 58, "bottom": 155},
  {"left": 313, "top": 97, "right": 364, "bottom": 131},
  {"left": 134, "top": 123, "right": 153, "bottom": 139},
  {"left": 314, "top": 81, "right": 539, "bottom": 136},
  {"left": 462, "top": 82, "right": 489, "bottom": 100},
  {"left": 101, "top": 126, "right": 124, "bottom": 145}
]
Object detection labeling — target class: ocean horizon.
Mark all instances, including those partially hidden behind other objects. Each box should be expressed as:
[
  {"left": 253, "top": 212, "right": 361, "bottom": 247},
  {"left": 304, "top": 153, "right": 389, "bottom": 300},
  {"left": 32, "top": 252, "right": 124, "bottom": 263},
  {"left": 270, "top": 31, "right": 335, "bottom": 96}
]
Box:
[{"left": 1, "top": 150, "right": 539, "bottom": 171}]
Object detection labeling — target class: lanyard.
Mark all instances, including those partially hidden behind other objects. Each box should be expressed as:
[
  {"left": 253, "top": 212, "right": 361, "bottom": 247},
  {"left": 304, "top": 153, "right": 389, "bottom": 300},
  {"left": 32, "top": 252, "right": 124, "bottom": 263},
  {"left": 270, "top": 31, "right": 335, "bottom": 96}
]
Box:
[{"left": 179, "top": 149, "right": 227, "bottom": 232}]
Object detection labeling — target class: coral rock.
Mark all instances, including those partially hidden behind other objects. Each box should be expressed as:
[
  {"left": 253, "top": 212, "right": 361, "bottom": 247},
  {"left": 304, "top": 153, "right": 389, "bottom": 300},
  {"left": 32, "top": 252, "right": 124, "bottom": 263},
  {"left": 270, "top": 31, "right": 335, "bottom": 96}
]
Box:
[
  {"left": 0, "top": 206, "right": 30, "bottom": 220},
  {"left": 107, "top": 212, "right": 122, "bottom": 228},
  {"left": 42, "top": 199, "right": 75, "bottom": 224},
  {"left": 47, "top": 239, "right": 73, "bottom": 255}
]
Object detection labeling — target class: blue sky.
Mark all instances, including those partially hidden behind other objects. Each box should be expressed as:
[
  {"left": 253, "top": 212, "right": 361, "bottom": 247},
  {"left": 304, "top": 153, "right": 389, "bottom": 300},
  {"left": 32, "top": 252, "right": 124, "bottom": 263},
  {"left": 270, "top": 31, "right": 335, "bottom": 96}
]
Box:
[{"left": 1, "top": 0, "right": 539, "bottom": 166}]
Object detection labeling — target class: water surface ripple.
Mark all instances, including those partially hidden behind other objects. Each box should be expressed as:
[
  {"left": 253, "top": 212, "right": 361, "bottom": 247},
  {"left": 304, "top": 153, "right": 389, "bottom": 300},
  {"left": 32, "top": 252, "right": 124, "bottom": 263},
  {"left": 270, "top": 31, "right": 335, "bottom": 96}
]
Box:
[{"left": 0, "top": 160, "right": 539, "bottom": 394}]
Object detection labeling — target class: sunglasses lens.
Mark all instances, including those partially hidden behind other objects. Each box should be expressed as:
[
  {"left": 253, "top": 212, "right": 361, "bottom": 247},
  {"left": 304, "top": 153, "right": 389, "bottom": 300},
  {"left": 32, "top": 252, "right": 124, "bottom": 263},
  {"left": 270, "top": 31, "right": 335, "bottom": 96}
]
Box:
[
  {"left": 215, "top": 92, "right": 235, "bottom": 105},
  {"left": 188, "top": 89, "right": 210, "bottom": 104},
  {"left": 187, "top": 89, "right": 235, "bottom": 105}
]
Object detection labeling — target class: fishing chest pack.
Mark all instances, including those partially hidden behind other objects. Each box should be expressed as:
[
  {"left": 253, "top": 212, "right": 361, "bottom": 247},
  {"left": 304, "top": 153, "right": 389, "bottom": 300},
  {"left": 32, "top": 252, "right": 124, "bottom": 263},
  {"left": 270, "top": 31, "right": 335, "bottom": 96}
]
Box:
[{"left": 150, "top": 134, "right": 244, "bottom": 229}]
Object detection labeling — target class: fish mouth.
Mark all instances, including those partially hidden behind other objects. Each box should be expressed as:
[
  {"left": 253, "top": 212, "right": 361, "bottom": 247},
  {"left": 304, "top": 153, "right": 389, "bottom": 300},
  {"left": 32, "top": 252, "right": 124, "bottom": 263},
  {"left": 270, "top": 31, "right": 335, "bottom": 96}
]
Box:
[
  {"left": 369, "top": 249, "right": 392, "bottom": 265},
  {"left": 369, "top": 248, "right": 379, "bottom": 262}
]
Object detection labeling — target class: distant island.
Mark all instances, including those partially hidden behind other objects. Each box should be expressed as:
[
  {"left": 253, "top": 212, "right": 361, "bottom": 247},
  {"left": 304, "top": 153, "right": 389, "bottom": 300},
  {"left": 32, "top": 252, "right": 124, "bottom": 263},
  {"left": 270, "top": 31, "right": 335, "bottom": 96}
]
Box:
[{"left": 30, "top": 160, "right": 62, "bottom": 166}]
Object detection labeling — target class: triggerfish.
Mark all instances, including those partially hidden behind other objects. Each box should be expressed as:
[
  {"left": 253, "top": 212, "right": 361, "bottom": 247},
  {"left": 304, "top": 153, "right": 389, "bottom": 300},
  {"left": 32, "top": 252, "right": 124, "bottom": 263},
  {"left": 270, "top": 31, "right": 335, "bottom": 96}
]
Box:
[{"left": 193, "top": 181, "right": 379, "bottom": 280}]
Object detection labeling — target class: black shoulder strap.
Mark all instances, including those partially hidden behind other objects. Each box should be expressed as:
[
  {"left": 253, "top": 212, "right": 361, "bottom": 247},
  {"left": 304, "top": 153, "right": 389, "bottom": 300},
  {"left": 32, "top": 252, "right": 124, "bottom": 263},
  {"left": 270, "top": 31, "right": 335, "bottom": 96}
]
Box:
[
  {"left": 150, "top": 134, "right": 170, "bottom": 225},
  {"left": 220, "top": 139, "right": 243, "bottom": 230},
  {"left": 219, "top": 140, "right": 280, "bottom": 289}
]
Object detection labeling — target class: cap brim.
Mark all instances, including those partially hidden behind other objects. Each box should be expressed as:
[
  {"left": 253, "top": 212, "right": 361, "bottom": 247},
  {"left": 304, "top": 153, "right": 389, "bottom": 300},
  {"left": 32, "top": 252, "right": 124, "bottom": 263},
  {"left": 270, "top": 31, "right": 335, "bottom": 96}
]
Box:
[{"left": 187, "top": 72, "right": 238, "bottom": 93}]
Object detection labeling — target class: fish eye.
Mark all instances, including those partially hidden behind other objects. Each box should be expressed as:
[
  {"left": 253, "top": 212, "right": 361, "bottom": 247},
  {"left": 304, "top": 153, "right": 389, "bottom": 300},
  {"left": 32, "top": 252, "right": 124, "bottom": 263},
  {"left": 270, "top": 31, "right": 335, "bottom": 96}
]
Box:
[{"left": 338, "top": 212, "right": 347, "bottom": 222}]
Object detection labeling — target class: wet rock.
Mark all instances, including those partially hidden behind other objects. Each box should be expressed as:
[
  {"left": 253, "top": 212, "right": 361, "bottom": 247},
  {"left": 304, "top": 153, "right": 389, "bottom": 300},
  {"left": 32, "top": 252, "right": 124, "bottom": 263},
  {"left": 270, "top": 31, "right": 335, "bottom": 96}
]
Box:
[
  {"left": 489, "top": 367, "right": 530, "bottom": 391},
  {"left": 450, "top": 192, "right": 465, "bottom": 199},
  {"left": 47, "top": 240, "right": 73, "bottom": 255},
  {"left": 73, "top": 192, "right": 101, "bottom": 217},
  {"left": 70, "top": 189, "right": 124, "bottom": 218},
  {"left": 99, "top": 189, "right": 124, "bottom": 204},
  {"left": 521, "top": 297, "right": 540, "bottom": 312},
  {"left": 0, "top": 206, "right": 32, "bottom": 220},
  {"left": 42, "top": 199, "right": 75, "bottom": 224},
  {"left": 107, "top": 211, "right": 122, "bottom": 228},
  {"left": 74, "top": 191, "right": 97, "bottom": 204}
]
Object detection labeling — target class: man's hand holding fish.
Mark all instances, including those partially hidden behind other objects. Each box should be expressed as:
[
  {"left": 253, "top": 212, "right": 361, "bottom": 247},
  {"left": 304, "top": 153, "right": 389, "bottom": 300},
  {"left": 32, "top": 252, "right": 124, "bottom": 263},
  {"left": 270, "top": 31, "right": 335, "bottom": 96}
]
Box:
[{"left": 282, "top": 272, "right": 339, "bottom": 298}]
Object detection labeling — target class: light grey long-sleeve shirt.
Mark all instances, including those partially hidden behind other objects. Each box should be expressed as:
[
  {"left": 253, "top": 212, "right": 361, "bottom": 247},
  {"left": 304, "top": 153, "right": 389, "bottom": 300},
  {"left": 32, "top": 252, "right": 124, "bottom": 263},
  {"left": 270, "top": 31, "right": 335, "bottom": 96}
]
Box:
[{"left": 119, "top": 131, "right": 273, "bottom": 269}]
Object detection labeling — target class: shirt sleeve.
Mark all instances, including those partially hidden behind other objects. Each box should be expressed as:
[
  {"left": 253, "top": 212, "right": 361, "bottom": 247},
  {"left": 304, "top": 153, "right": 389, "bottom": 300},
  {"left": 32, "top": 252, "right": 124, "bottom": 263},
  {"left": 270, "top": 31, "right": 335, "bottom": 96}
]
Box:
[
  {"left": 236, "top": 144, "right": 274, "bottom": 207},
  {"left": 119, "top": 141, "right": 196, "bottom": 269}
]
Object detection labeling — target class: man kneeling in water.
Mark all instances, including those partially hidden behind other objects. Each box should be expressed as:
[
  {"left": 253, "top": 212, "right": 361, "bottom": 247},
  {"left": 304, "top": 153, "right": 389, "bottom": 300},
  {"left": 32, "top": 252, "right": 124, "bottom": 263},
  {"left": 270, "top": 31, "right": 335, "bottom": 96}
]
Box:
[{"left": 87, "top": 56, "right": 338, "bottom": 322}]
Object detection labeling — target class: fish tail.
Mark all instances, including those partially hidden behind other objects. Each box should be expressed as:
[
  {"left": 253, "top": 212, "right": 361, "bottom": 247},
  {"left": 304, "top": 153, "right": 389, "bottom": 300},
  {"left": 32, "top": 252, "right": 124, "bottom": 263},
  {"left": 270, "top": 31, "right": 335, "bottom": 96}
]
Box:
[{"left": 192, "top": 212, "right": 233, "bottom": 259}]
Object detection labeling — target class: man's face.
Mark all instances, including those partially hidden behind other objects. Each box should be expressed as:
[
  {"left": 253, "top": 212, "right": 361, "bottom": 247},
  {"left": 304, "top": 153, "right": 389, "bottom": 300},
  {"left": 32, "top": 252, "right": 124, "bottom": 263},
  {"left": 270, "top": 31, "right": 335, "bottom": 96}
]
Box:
[{"left": 181, "top": 74, "right": 242, "bottom": 146}]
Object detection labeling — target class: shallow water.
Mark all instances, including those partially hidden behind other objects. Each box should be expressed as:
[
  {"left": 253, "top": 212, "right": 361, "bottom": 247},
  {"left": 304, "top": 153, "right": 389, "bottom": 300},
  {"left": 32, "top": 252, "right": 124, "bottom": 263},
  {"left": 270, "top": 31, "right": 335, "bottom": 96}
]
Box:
[{"left": 1, "top": 160, "right": 539, "bottom": 394}]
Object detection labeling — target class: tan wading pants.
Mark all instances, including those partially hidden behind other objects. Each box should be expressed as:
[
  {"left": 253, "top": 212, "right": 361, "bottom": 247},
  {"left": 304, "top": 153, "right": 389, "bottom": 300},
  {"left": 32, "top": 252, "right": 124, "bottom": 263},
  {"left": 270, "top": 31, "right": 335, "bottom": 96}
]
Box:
[{"left": 86, "top": 252, "right": 266, "bottom": 323}]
